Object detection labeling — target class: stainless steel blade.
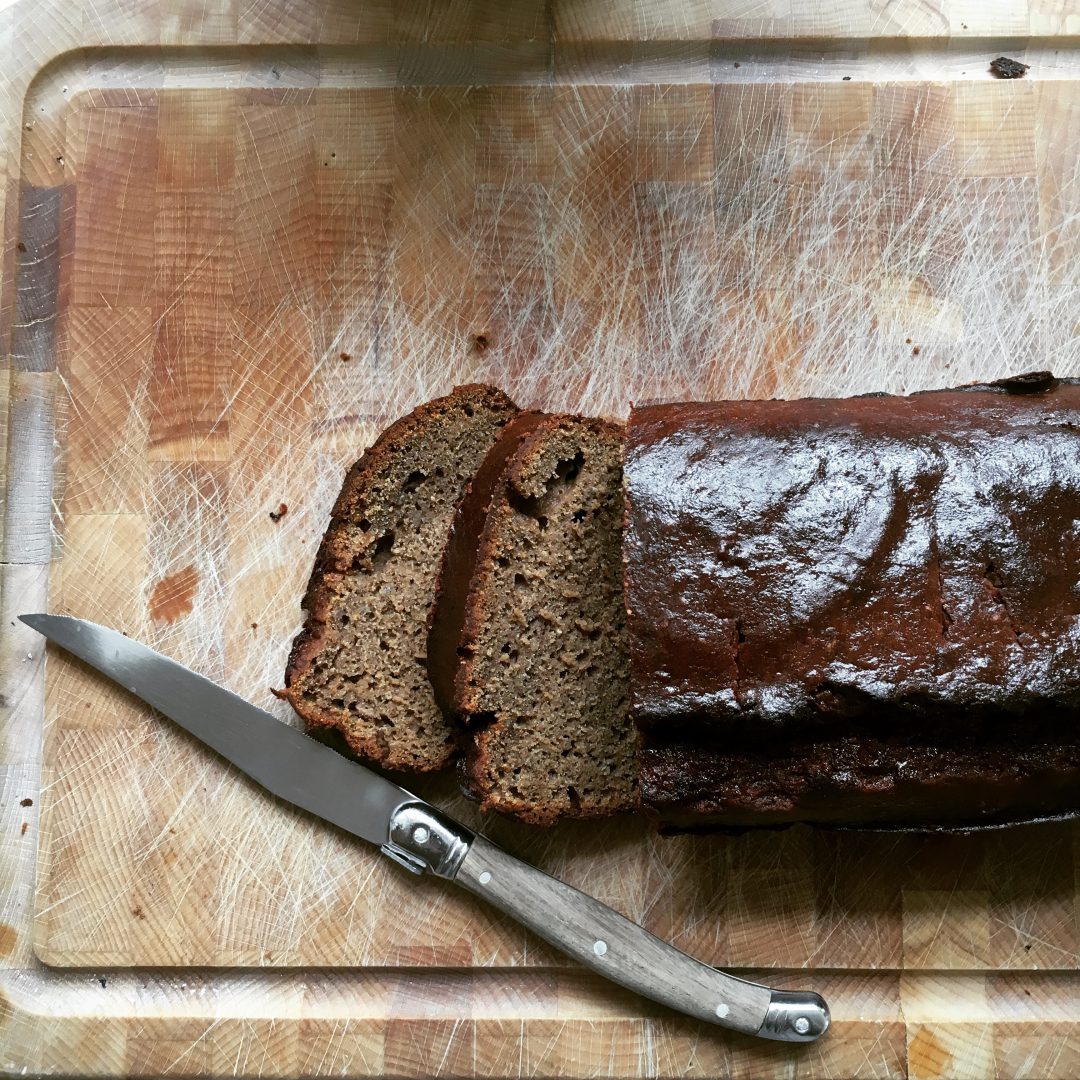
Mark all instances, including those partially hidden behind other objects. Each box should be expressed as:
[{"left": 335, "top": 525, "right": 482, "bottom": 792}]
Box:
[{"left": 19, "top": 613, "right": 417, "bottom": 847}]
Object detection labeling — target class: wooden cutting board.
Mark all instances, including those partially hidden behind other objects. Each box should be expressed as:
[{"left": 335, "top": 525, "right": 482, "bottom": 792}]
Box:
[{"left": 5, "top": 1, "right": 1080, "bottom": 1076}]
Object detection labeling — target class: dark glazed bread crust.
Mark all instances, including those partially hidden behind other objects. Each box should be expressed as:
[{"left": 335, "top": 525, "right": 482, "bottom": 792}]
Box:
[
  {"left": 454, "top": 416, "right": 637, "bottom": 825},
  {"left": 625, "top": 374, "right": 1080, "bottom": 829},
  {"left": 283, "top": 384, "right": 518, "bottom": 771}
]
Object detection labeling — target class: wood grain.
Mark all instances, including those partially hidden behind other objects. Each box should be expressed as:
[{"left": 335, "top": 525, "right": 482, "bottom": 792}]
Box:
[{"left": 5, "top": 0, "right": 1080, "bottom": 1076}]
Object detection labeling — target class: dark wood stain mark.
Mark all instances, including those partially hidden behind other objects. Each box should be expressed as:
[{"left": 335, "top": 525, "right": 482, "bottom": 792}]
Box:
[
  {"left": 148, "top": 565, "right": 198, "bottom": 623},
  {"left": 132, "top": 906, "right": 146, "bottom": 920}
]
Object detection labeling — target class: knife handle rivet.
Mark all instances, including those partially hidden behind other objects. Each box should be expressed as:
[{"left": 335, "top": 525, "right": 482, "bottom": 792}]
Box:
[
  {"left": 478, "top": 871, "right": 491, "bottom": 885},
  {"left": 794, "top": 1017, "right": 811, "bottom": 1035},
  {"left": 593, "top": 939, "right": 608, "bottom": 957},
  {"left": 412, "top": 825, "right": 430, "bottom": 844}
]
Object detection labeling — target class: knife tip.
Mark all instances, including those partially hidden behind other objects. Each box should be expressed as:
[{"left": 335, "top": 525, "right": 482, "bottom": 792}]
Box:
[{"left": 18, "top": 612, "right": 53, "bottom": 632}]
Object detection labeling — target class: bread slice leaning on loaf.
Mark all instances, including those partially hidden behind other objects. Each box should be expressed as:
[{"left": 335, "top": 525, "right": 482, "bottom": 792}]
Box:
[
  {"left": 431, "top": 414, "right": 638, "bottom": 824},
  {"left": 284, "top": 384, "right": 519, "bottom": 771}
]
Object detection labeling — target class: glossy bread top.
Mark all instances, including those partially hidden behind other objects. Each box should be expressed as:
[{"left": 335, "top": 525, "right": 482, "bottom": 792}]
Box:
[{"left": 624, "top": 375, "right": 1080, "bottom": 739}]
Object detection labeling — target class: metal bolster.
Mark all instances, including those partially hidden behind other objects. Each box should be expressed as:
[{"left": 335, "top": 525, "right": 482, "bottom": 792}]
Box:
[
  {"left": 381, "top": 802, "right": 475, "bottom": 879},
  {"left": 756, "top": 990, "right": 831, "bottom": 1043}
]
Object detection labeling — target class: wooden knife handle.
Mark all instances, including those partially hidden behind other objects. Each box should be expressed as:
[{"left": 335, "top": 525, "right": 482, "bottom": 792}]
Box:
[
  {"left": 453, "top": 834, "right": 829, "bottom": 1042},
  {"left": 384, "top": 802, "right": 828, "bottom": 1042}
]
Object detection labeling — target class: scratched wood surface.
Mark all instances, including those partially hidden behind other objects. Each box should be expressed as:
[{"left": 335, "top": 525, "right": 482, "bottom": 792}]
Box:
[{"left": 5, "top": 1, "right": 1080, "bottom": 1077}]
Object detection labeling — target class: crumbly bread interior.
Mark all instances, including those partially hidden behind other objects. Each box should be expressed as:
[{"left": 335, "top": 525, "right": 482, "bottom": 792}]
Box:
[
  {"left": 457, "top": 417, "right": 637, "bottom": 823},
  {"left": 284, "top": 385, "right": 517, "bottom": 770}
]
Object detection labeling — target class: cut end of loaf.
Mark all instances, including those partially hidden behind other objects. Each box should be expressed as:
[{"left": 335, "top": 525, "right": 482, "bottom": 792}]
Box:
[
  {"left": 283, "top": 384, "right": 519, "bottom": 771},
  {"left": 456, "top": 415, "right": 638, "bottom": 824}
]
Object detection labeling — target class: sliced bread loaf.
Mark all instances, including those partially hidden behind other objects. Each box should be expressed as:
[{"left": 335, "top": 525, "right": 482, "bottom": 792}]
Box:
[
  {"left": 449, "top": 415, "right": 637, "bottom": 824},
  {"left": 284, "top": 384, "right": 519, "bottom": 771}
]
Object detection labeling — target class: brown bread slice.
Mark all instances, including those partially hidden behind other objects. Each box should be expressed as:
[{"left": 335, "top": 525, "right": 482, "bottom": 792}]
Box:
[
  {"left": 284, "top": 384, "right": 519, "bottom": 771},
  {"left": 453, "top": 415, "right": 637, "bottom": 824},
  {"left": 427, "top": 410, "right": 549, "bottom": 717}
]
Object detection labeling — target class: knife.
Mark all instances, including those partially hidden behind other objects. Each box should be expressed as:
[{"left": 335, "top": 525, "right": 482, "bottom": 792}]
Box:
[{"left": 20, "top": 613, "right": 829, "bottom": 1043}]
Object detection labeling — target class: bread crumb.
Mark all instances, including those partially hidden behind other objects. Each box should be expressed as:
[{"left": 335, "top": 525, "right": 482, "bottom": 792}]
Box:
[
  {"left": 20, "top": 822, "right": 27, "bottom": 835},
  {"left": 473, "top": 333, "right": 490, "bottom": 353},
  {"left": 270, "top": 687, "right": 289, "bottom": 700},
  {"left": 990, "top": 56, "right": 1029, "bottom": 79},
  {"left": 339, "top": 352, "right": 351, "bottom": 361},
  {"left": 269, "top": 503, "right": 288, "bottom": 522},
  {"left": 912, "top": 345, "right": 921, "bottom": 356},
  {"left": 20, "top": 798, "right": 32, "bottom": 807},
  {"left": 250, "top": 622, "right": 258, "bottom": 630}
]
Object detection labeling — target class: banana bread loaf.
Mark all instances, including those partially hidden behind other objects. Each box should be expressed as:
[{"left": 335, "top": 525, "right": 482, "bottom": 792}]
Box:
[{"left": 625, "top": 373, "right": 1080, "bottom": 829}]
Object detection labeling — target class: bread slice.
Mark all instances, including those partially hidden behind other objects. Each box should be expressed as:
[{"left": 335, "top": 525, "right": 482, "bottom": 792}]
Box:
[
  {"left": 427, "top": 410, "right": 549, "bottom": 717},
  {"left": 451, "top": 415, "right": 637, "bottom": 824},
  {"left": 284, "top": 384, "right": 519, "bottom": 771}
]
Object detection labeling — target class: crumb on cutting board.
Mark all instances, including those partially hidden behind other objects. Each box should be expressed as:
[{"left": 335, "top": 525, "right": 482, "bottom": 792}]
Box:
[
  {"left": 269, "top": 503, "right": 288, "bottom": 522},
  {"left": 990, "top": 56, "right": 1029, "bottom": 79}
]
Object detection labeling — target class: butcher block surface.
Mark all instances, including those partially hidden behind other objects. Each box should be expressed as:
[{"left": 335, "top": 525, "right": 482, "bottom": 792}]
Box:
[{"left": 4, "top": 0, "right": 1080, "bottom": 1076}]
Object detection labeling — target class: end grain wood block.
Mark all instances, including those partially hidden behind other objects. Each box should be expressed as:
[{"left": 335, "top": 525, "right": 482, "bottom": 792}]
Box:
[
  {"left": 713, "top": 83, "right": 793, "bottom": 192},
  {"left": 55, "top": 513, "right": 147, "bottom": 629},
  {"left": 788, "top": 83, "right": 874, "bottom": 183},
  {"left": 228, "top": 304, "right": 312, "bottom": 466},
  {"left": 147, "top": 301, "right": 232, "bottom": 462},
  {"left": 36, "top": 727, "right": 151, "bottom": 965},
  {"left": 61, "top": 307, "right": 154, "bottom": 516},
  {"left": 154, "top": 189, "right": 233, "bottom": 308},
  {"left": 475, "top": 86, "right": 555, "bottom": 184},
  {"left": 633, "top": 84, "right": 713, "bottom": 182},
  {"left": 72, "top": 105, "right": 157, "bottom": 308},
  {"left": 955, "top": 82, "right": 1037, "bottom": 179},
  {"left": 235, "top": 103, "right": 318, "bottom": 308},
  {"left": 315, "top": 89, "right": 393, "bottom": 181},
  {"left": 157, "top": 91, "right": 236, "bottom": 193},
  {"left": 1035, "top": 82, "right": 1080, "bottom": 287},
  {"left": 471, "top": 182, "right": 554, "bottom": 387}
]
